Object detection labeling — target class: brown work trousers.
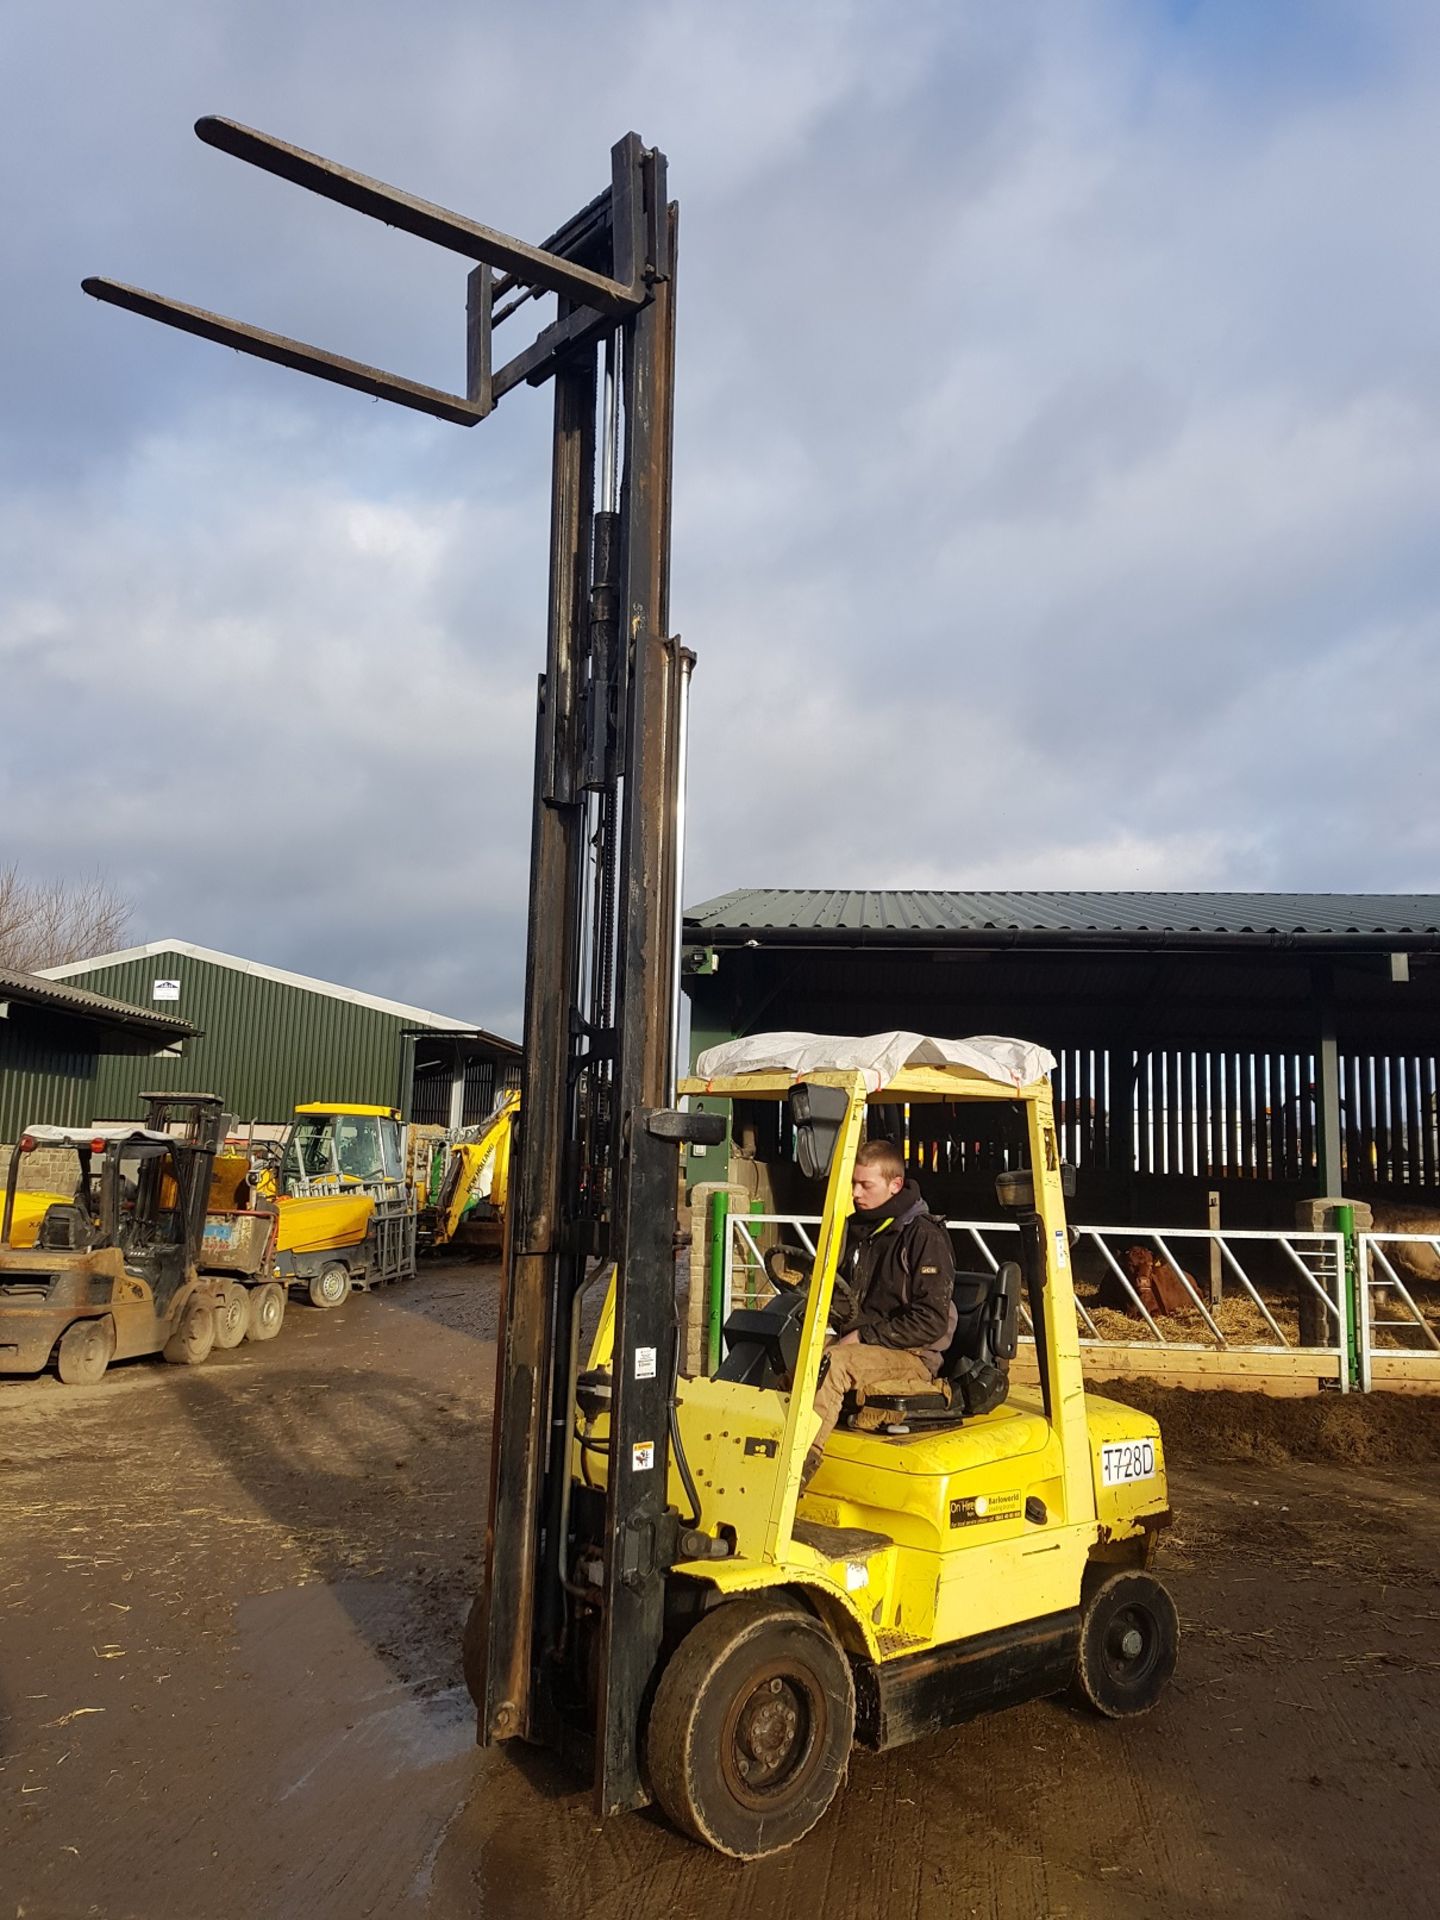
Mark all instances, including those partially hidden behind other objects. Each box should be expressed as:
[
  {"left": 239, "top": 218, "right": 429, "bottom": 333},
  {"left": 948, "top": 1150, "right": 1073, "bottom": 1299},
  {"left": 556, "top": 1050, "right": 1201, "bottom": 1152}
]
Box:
[{"left": 810, "top": 1340, "right": 936, "bottom": 1453}]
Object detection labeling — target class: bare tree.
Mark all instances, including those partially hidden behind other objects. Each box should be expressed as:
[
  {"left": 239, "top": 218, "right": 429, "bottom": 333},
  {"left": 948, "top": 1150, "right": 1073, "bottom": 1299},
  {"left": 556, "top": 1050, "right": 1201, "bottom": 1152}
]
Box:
[{"left": 0, "top": 864, "right": 133, "bottom": 974}]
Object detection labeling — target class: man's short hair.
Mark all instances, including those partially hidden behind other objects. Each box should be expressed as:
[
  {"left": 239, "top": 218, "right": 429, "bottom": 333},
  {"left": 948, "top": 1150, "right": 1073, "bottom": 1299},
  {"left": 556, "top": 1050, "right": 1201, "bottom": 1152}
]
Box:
[{"left": 856, "top": 1138, "right": 905, "bottom": 1183}]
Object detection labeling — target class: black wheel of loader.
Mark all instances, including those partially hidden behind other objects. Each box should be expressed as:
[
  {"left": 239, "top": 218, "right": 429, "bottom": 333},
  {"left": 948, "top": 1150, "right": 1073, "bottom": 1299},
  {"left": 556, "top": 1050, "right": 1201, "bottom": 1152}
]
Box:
[
  {"left": 163, "top": 1296, "right": 216, "bottom": 1367},
  {"left": 1070, "top": 1569, "right": 1179, "bottom": 1719},
  {"left": 212, "top": 1284, "right": 249, "bottom": 1349},
  {"left": 246, "top": 1282, "right": 286, "bottom": 1343},
  {"left": 645, "top": 1596, "right": 854, "bottom": 1859},
  {"left": 308, "top": 1262, "right": 351, "bottom": 1310},
  {"left": 57, "top": 1315, "right": 115, "bottom": 1387}
]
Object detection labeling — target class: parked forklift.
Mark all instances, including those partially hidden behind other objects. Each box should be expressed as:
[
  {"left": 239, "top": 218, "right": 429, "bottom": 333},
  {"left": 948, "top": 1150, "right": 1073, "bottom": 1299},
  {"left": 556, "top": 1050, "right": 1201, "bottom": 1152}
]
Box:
[
  {"left": 0, "top": 1091, "right": 231, "bottom": 1385},
  {"left": 86, "top": 122, "right": 1177, "bottom": 1860}
]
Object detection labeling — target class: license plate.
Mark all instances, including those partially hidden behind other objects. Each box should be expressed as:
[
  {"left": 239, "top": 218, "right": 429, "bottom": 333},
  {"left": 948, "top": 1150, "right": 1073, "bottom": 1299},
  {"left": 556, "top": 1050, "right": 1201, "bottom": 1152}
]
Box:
[{"left": 1100, "top": 1438, "right": 1156, "bottom": 1486}]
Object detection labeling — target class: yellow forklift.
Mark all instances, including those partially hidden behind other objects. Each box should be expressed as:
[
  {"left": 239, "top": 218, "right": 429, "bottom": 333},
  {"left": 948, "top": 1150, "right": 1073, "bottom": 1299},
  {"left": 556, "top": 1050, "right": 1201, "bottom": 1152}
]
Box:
[
  {"left": 85, "top": 122, "right": 1176, "bottom": 1863},
  {"left": 598, "top": 1036, "right": 1174, "bottom": 1854},
  {"left": 0, "top": 1092, "right": 232, "bottom": 1384}
]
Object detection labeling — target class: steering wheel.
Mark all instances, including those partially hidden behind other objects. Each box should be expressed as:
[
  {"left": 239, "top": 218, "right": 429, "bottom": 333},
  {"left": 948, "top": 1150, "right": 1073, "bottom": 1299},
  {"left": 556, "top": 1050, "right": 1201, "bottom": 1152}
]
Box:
[{"left": 763, "top": 1245, "right": 860, "bottom": 1324}]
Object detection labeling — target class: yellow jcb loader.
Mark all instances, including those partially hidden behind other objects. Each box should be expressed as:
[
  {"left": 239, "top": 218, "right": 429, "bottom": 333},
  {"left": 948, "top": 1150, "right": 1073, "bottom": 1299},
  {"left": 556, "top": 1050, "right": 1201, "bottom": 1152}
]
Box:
[{"left": 201, "top": 1102, "right": 417, "bottom": 1326}]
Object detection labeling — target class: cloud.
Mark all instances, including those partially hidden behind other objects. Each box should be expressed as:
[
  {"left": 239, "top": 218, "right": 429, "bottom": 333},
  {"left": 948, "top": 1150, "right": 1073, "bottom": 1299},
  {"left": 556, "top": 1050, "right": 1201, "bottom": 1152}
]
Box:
[{"left": 5, "top": 0, "right": 1440, "bottom": 1036}]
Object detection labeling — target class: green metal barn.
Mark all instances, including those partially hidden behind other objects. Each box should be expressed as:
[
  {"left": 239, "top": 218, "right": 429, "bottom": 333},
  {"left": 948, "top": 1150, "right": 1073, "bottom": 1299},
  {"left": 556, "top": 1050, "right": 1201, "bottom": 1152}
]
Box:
[
  {"left": 27, "top": 941, "right": 516, "bottom": 1129},
  {"left": 0, "top": 966, "right": 197, "bottom": 1142}
]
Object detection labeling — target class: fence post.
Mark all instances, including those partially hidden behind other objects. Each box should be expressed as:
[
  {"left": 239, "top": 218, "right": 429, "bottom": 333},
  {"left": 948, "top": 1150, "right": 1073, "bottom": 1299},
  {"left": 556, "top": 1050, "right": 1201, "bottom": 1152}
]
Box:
[
  {"left": 684, "top": 1181, "right": 747, "bottom": 1375},
  {"left": 1207, "top": 1189, "right": 1222, "bottom": 1305},
  {"left": 1334, "top": 1201, "right": 1360, "bottom": 1390},
  {"left": 706, "top": 1189, "right": 731, "bottom": 1376}
]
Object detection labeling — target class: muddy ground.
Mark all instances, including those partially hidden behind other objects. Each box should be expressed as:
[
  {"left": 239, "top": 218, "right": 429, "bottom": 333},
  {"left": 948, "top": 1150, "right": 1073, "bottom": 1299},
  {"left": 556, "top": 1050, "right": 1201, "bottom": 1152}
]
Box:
[{"left": 3, "top": 1265, "right": 1439, "bottom": 1920}]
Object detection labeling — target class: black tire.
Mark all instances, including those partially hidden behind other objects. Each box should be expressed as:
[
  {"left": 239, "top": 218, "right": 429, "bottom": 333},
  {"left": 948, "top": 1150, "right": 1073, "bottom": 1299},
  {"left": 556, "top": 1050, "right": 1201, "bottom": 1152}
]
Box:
[
  {"left": 1070, "top": 1569, "right": 1179, "bottom": 1719},
  {"left": 246, "top": 1282, "right": 286, "bottom": 1343},
  {"left": 645, "top": 1597, "right": 854, "bottom": 1859},
  {"left": 57, "top": 1316, "right": 115, "bottom": 1386},
  {"left": 308, "top": 1262, "right": 351, "bottom": 1310},
  {"left": 212, "top": 1284, "right": 249, "bottom": 1349},
  {"left": 163, "top": 1296, "right": 216, "bottom": 1367}
]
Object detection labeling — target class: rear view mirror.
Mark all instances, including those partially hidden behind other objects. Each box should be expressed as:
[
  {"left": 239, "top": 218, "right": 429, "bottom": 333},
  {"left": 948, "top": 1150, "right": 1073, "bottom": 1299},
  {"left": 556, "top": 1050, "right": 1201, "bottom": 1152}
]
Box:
[
  {"left": 788, "top": 1083, "right": 850, "bottom": 1181},
  {"left": 995, "top": 1163, "right": 1077, "bottom": 1210}
]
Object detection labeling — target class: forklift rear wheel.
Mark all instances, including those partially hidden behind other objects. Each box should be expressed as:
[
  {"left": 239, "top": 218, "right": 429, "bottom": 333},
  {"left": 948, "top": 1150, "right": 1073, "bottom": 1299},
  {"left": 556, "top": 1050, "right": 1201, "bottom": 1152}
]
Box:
[
  {"left": 212, "top": 1285, "right": 249, "bottom": 1349},
  {"left": 645, "top": 1597, "right": 855, "bottom": 1859},
  {"left": 163, "top": 1297, "right": 217, "bottom": 1367},
  {"left": 57, "top": 1316, "right": 115, "bottom": 1386},
  {"left": 246, "top": 1283, "right": 286, "bottom": 1343},
  {"left": 308, "top": 1263, "right": 351, "bottom": 1310},
  {"left": 1070, "top": 1569, "right": 1179, "bottom": 1719}
]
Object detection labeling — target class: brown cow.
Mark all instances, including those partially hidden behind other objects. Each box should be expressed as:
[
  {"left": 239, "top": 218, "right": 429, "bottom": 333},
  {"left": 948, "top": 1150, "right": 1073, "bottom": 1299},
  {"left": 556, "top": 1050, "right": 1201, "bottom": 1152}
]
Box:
[{"left": 1097, "top": 1244, "right": 1196, "bottom": 1319}]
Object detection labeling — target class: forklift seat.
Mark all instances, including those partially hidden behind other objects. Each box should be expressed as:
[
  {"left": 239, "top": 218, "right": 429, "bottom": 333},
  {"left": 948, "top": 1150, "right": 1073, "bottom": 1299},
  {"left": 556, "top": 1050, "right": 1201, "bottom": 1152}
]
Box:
[
  {"left": 35, "top": 1203, "right": 96, "bottom": 1253},
  {"left": 846, "top": 1262, "right": 1021, "bottom": 1431}
]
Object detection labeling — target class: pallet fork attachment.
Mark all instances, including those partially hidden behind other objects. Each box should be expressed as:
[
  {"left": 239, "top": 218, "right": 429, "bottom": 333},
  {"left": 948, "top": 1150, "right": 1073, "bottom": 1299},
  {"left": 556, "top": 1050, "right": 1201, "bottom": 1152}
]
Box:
[{"left": 85, "top": 122, "right": 687, "bottom": 1817}]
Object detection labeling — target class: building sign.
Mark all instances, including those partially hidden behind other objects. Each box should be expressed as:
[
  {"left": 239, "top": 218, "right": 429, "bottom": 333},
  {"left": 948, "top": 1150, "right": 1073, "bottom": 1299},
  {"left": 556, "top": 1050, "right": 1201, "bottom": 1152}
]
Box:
[{"left": 152, "top": 979, "right": 181, "bottom": 1002}]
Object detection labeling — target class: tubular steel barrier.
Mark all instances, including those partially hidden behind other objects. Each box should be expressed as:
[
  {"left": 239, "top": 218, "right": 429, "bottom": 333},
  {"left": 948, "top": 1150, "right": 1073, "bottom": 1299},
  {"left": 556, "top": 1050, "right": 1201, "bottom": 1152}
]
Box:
[
  {"left": 1358, "top": 1233, "right": 1440, "bottom": 1393},
  {"left": 716, "top": 1213, "right": 1351, "bottom": 1395}
]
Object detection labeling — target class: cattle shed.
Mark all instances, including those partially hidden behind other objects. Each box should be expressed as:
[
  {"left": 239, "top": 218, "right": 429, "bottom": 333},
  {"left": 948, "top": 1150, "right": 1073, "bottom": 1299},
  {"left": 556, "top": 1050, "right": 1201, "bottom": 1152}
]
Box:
[
  {"left": 681, "top": 890, "right": 1440, "bottom": 1229},
  {"left": 30, "top": 941, "right": 518, "bottom": 1130},
  {"left": 0, "top": 965, "right": 196, "bottom": 1143}
]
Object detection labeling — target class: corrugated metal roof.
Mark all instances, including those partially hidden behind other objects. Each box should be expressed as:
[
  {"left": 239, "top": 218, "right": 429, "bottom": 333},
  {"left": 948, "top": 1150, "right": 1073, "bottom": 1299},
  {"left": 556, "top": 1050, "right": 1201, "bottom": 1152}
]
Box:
[
  {"left": 0, "top": 965, "right": 197, "bottom": 1036},
  {"left": 685, "top": 890, "right": 1440, "bottom": 939},
  {"left": 39, "top": 939, "right": 479, "bottom": 1033}
]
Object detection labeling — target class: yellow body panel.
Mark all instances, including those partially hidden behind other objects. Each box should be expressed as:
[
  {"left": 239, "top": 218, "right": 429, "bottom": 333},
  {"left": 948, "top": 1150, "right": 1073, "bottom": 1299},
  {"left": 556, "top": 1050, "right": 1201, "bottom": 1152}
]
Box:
[
  {"left": 6, "top": 1192, "right": 73, "bottom": 1250},
  {"left": 273, "top": 1191, "right": 373, "bottom": 1255},
  {"left": 293, "top": 1102, "right": 400, "bottom": 1119}
]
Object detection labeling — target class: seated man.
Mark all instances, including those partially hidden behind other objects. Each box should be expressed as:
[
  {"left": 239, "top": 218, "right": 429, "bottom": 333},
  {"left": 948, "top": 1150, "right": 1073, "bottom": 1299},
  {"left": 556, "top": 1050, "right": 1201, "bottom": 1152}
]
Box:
[{"left": 804, "top": 1140, "right": 958, "bottom": 1482}]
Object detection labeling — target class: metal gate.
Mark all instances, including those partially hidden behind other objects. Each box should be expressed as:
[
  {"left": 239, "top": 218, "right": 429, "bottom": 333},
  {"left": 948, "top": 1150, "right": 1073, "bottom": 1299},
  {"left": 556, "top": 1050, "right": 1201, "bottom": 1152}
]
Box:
[
  {"left": 1358, "top": 1233, "right": 1440, "bottom": 1392},
  {"left": 718, "top": 1213, "right": 1350, "bottom": 1394}
]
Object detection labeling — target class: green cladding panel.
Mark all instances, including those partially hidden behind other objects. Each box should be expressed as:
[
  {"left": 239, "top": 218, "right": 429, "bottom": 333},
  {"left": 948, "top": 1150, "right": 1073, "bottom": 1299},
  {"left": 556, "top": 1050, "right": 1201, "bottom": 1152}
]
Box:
[
  {"left": 28, "top": 952, "right": 430, "bottom": 1127},
  {"left": 0, "top": 1017, "right": 99, "bottom": 1141}
]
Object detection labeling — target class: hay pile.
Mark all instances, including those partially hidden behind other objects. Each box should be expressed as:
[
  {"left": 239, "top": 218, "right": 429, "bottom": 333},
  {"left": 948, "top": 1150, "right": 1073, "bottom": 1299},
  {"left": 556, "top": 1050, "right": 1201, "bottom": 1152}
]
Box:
[{"left": 1092, "top": 1377, "right": 1440, "bottom": 1467}]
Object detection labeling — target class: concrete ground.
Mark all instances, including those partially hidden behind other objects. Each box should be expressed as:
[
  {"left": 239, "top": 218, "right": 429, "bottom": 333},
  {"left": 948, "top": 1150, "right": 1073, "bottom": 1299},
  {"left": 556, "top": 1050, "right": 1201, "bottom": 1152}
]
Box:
[{"left": 3, "top": 1265, "right": 1439, "bottom": 1920}]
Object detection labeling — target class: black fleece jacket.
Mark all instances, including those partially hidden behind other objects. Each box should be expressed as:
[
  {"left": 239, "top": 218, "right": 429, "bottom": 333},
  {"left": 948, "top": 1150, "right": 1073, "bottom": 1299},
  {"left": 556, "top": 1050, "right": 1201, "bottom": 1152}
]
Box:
[{"left": 833, "top": 1178, "right": 957, "bottom": 1368}]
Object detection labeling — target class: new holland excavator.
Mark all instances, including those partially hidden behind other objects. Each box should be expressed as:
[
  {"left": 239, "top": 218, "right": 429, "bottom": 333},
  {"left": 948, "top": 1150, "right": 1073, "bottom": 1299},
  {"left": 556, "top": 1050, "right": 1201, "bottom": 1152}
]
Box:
[{"left": 87, "top": 121, "right": 1178, "bottom": 1860}]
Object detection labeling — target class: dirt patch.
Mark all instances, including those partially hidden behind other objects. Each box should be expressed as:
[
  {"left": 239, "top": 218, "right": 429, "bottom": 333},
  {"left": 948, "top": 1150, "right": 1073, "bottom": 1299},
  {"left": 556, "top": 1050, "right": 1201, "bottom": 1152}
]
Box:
[
  {"left": 1093, "top": 1376, "right": 1440, "bottom": 1466},
  {"left": 6, "top": 1268, "right": 1440, "bottom": 1920}
]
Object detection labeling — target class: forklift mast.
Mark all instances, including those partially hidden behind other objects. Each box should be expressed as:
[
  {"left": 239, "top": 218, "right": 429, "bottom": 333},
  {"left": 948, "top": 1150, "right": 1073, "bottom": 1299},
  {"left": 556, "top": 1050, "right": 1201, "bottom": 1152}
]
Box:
[{"left": 85, "top": 126, "right": 701, "bottom": 1815}]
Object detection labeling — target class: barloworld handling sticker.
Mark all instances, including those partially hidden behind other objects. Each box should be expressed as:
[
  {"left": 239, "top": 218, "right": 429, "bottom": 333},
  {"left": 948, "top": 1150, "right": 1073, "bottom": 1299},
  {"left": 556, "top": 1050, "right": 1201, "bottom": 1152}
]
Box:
[{"left": 950, "top": 1489, "right": 1023, "bottom": 1528}]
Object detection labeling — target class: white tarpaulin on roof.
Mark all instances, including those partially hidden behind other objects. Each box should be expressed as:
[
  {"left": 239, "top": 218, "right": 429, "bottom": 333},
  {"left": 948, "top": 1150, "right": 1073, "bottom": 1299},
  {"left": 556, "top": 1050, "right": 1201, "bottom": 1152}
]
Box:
[
  {"left": 22, "top": 1125, "right": 173, "bottom": 1147},
  {"left": 693, "top": 1031, "right": 1055, "bottom": 1092}
]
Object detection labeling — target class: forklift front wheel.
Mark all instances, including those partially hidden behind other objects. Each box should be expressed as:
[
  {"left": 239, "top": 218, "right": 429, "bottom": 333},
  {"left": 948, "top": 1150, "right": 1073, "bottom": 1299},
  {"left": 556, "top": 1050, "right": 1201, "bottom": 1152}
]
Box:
[
  {"left": 57, "top": 1315, "right": 115, "bottom": 1387},
  {"left": 246, "top": 1283, "right": 287, "bottom": 1343},
  {"left": 308, "top": 1263, "right": 352, "bottom": 1310},
  {"left": 1070, "top": 1569, "right": 1179, "bottom": 1719},
  {"left": 163, "top": 1296, "right": 217, "bottom": 1368},
  {"left": 212, "top": 1285, "right": 249, "bottom": 1349},
  {"left": 645, "top": 1597, "right": 854, "bottom": 1859}
]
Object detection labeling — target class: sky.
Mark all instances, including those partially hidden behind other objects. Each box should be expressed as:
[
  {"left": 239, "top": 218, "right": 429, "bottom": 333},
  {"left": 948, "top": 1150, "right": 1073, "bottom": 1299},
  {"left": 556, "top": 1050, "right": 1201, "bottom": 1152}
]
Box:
[{"left": 4, "top": 0, "right": 1439, "bottom": 1037}]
